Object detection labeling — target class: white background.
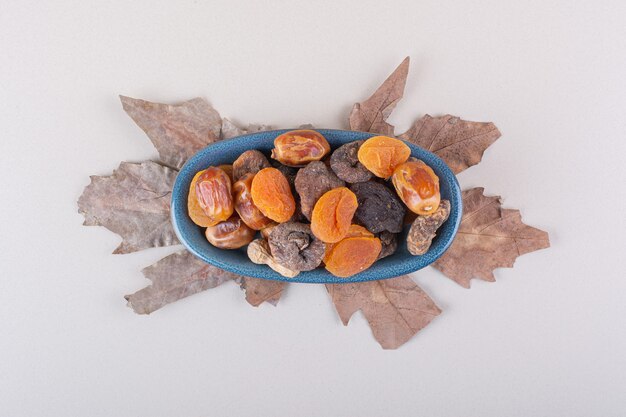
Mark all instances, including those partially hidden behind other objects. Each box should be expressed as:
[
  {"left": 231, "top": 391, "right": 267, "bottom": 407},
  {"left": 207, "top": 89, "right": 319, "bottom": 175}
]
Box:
[{"left": 1, "top": 1, "right": 625, "bottom": 416}]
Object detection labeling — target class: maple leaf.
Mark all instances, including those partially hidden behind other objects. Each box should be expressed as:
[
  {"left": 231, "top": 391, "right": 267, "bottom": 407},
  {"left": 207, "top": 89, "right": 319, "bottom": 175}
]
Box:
[
  {"left": 326, "top": 276, "right": 441, "bottom": 349},
  {"left": 433, "top": 188, "right": 550, "bottom": 288},
  {"left": 399, "top": 114, "right": 501, "bottom": 174},
  {"left": 349, "top": 57, "right": 410, "bottom": 136},
  {"left": 78, "top": 161, "right": 179, "bottom": 254},
  {"left": 120, "top": 96, "right": 221, "bottom": 169}
]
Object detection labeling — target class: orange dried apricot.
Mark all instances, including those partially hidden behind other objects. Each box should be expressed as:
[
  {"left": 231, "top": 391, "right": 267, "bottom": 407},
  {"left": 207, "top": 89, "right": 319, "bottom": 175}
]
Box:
[
  {"left": 392, "top": 160, "right": 441, "bottom": 215},
  {"left": 324, "top": 236, "right": 382, "bottom": 278},
  {"left": 310, "top": 187, "right": 358, "bottom": 243},
  {"left": 357, "top": 136, "right": 411, "bottom": 178},
  {"left": 271, "top": 130, "right": 331, "bottom": 166},
  {"left": 323, "top": 224, "right": 373, "bottom": 263},
  {"left": 188, "top": 169, "right": 216, "bottom": 227},
  {"left": 205, "top": 213, "right": 255, "bottom": 249},
  {"left": 193, "top": 167, "right": 234, "bottom": 225},
  {"left": 250, "top": 167, "right": 296, "bottom": 223},
  {"left": 233, "top": 173, "right": 272, "bottom": 230}
]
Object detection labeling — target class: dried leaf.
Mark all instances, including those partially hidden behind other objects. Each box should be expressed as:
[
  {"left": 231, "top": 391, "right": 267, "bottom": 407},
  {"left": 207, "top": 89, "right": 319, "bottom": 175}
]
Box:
[
  {"left": 326, "top": 276, "right": 441, "bottom": 349},
  {"left": 349, "top": 57, "right": 410, "bottom": 136},
  {"left": 125, "top": 250, "right": 240, "bottom": 314},
  {"left": 433, "top": 188, "right": 550, "bottom": 287},
  {"left": 220, "top": 118, "right": 273, "bottom": 140},
  {"left": 399, "top": 114, "right": 501, "bottom": 174},
  {"left": 120, "top": 96, "right": 221, "bottom": 169},
  {"left": 78, "top": 161, "right": 179, "bottom": 254},
  {"left": 236, "top": 277, "right": 287, "bottom": 307}
]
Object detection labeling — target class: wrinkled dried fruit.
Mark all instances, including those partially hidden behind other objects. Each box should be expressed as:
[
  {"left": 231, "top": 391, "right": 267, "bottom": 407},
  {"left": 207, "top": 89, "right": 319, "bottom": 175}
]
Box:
[
  {"left": 392, "top": 159, "right": 441, "bottom": 215},
  {"left": 271, "top": 130, "right": 331, "bottom": 166},
  {"left": 233, "top": 173, "right": 272, "bottom": 230},
  {"left": 268, "top": 222, "right": 325, "bottom": 271},
  {"left": 357, "top": 136, "right": 411, "bottom": 178},
  {"left": 330, "top": 140, "right": 373, "bottom": 183},
  {"left": 232, "top": 150, "right": 271, "bottom": 181},
  {"left": 407, "top": 200, "right": 450, "bottom": 255},
  {"left": 271, "top": 161, "right": 298, "bottom": 187},
  {"left": 260, "top": 222, "right": 278, "bottom": 240},
  {"left": 324, "top": 236, "right": 382, "bottom": 278},
  {"left": 194, "top": 167, "right": 233, "bottom": 225},
  {"left": 350, "top": 181, "right": 405, "bottom": 234},
  {"left": 205, "top": 213, "right": 255, "bottom": 249},
  {"left": 188, "top": 169, "right": 216, "bottom": 227},
  {"left": 295, "top": 161, "right": 345, "bottom": 220},
  {"left": 376, "top": 231, "right": 398, "bottom": 260},
  {"left": 310, "top": 187, "right": 359, "bottom": 243},
  {"left": 251, "top": 167, "right": 296, "bottom": 223},
  {"left": 247, "top": 239, "right": 299, "bottom": 278},
  {"left": 323, "top": 224, "right": 373, "bottom": 263},
  {"left": 218, "top": 164, "right": 234, "bottom": 182}
]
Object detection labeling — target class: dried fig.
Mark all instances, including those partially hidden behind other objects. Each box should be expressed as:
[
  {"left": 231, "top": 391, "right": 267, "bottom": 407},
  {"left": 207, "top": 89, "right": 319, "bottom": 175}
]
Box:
[
  {"left": 247, "top": 239, "right": 299, "bottom": 278},
  {"left": 407, "top": 200, "right": 450, "bottom": 255},
  {"left": 294, "top": 161, "right": 345, "bottom": 220},
  {"left": 330, "top": 140, "right": 372, "bottom": 183},
  {"left": 350, "top": 181, "right": 405, "bottom": 234},
  {"left": 376, "top": 231, "right": 398, "bottom": 260},
  {"left": 268, "top": 222, "right": 325, "bottom": 271}
]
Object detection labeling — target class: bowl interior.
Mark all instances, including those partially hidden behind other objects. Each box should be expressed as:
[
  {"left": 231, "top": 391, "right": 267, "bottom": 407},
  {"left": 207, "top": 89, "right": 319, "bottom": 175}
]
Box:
[{"left": 171, "top": 129, "right": 462, "bottom": 284}]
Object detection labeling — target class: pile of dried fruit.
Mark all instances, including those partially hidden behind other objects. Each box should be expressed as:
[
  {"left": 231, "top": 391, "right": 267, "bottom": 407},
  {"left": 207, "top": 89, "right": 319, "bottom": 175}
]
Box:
[{"left": 188, "top": 130, "right": 451, "bottom": 278}]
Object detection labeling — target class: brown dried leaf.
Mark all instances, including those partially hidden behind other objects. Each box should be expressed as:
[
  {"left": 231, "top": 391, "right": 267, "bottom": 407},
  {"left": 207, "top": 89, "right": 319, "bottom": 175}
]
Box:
[
  {"left": 220, "top": 118, "right": 273, "bottom": 140},
  {"left": 78, "top": 161, "right": 179, "bottom": 254},
  {"left": 120, "top": 96, "right": 221, "bottom": 169},
  {"left": 433, "top": 187, "right": 550, "bottom": 287},
  {"left": 349, "top": 57, "right": 410, "bottom": 136},
  {"left": 125, "top": 250, "right": 240, "bottom": 314},
  {"left": 399, "top": 114, "right": 501, "bottom": 174},
  {"left": 326, "top": 276, "right": 441, "bottom": 349},
  {"left": 236, "top": 277, "right": 287, "bottom": 307}
]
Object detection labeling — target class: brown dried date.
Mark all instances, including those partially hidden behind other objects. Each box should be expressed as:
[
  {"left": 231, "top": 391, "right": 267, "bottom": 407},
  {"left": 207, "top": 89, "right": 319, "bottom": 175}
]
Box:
[
  {"left": 407, "top": 200, "right": 450, "bottom": 255},
  {"left": 205, "top": 213, "right": 255, "bottom": 249},
  {"left": 232, "top": 150, "right": 271, "bottom": 181},
  {"left": 194, "top": 167, "right": 233, "bottom": 225},
  {"left": 268, "top": 222, "right": 325, "bottom": 271},
  {"left": 350, "top": 181, "right": 405, "bottom": 234},
  {"left": 330, "top": 140, "right": 373, "bottom": 183},
  {"left": 233, "top": 173, "right": 272, "bottom": 230},
  {"left": 294, "top": 161, "right": 345, "bottom": 220},
  {"left": 271, "top": 130, "right": 330, "bottom": 166}
]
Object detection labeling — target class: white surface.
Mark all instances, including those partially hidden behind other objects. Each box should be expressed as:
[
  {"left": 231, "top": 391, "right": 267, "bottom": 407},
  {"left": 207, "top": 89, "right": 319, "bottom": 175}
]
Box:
[{"left": 1, "top": 1, "right": 625, "bottom": 416}]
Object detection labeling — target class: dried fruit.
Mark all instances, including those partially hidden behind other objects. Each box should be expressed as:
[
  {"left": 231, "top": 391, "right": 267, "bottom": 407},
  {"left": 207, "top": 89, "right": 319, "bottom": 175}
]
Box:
[
  {"left": 188, "top": 169, "right": 215, "bottom": 227},
  {"left": 194, "top": 167, "right": 233, "bottom": 225},
  {"left": 324, "top": 236, "right": 381, "bottom": 277},
  {"left": 295, "top": 161, "right": 345, "bottom": 220},
  {"left": 392, "top": 159, "right": 441, "bottom": 215},
  {"left": 407, "top": 200, "right": 450, "bottom": 255},
  {"left": 271, "top": 130, "right": 331, "bottom": 166},
  {"left": 310, "top": 187, "right": 359, "bottom": 243},
  {"left": 376, "top": 231, "right": 398, "bottom": 260},
  {"left": 357, "top": 136, "right": 411, "bottom": 178},
  {"left": 232, "top": 150, "right": 271, "bottom": 181},
  {"left": 205, "top": 213, "right": 255, "bottom": 249},
  {"left": 218, "top": 164, "right": 234, "bottom": 182},
  {"left": 233, "top": 173, "right": 272, "bottom": 230},
  {"left": 247, "top": 239, "right": 299, "bottom": 278},
  {"left": 271, "top": 161, "right": 298, "bottom": 187},
  {"left": 323, "top": 224, "right": 373, "bottom": 262},
  {"left": 329, "top": 140, "right": 373, "bottom": 183},
  {"left": 260, "top": 222, "right": 278, "bottom": 240},
  {"left": 268, "top": 222, "right": 325, "bottom": 271},
  {"left": 350, "top": 181, "right": 405, "bottom": 234},
  {"left": 251, "top": 167, "right": 296, "bottom": 223}
]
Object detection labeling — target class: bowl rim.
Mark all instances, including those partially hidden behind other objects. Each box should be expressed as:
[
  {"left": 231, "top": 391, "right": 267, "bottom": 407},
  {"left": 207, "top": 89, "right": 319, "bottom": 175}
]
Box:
[{"left": 171, "top": 128, "right": 462, "bottom": 284}]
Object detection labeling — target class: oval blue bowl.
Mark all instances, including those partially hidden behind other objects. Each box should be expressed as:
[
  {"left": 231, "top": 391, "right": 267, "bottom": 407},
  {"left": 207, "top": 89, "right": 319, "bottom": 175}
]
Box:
[{"left": 171, "top": 129, "right": 462, "bottom": 284}]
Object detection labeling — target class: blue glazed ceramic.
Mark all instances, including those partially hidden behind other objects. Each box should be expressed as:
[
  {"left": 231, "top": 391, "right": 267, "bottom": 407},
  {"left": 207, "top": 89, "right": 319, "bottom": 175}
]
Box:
[{"left": 171, "top": 129, "right": 462, "bottom": 284}]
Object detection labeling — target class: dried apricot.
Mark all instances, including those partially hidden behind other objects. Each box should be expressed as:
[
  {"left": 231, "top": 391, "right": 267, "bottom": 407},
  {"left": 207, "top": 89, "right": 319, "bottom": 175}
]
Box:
[
  {"left": 233, "top": 173, "right": 272, "bottom": 230},
  {"left": 295, "top": 161, "right": 345, "bottom": 220},
  {"left": 194, "top": 167, "right": 233, "bottom": 225},
  {"left": 324, "top": 236, "right": 381, "bottom": 277},
  {"left": 323, "top": 224, "right": 373, "bottom": 263},
  {"left": 357, "top": 136, "right": 411, "bottom": 178},
  {"left": 205, "top": 213, "right": 255, "bottom": 249},
  {"left": 188, "top": 169, "right": 216, "bottom": 227},
  {"left": 407, "top": 200, "right": 450, "bottom": 255},
  {"left": 232, "top": 150, "right": 271, "bottom": 181},
  {"left": 350, "top": 181, "right": 405, "bottom": 234},
  {"left": 330, "top": 140, "right": 372, "bottom": 183},
  {"left": 271, "top": 130, "right": 330, "bottom": 166},
  {"left": 310, "top": 187, "right": 358, "bottom": 243},
  {"left": 392, "top": 160, "right": 441, "bottom": 215},
  {"left": 268, "top": 222, "right": 325, "bottom": 271},
  {"left": 250, "top": 167, "right": 296, "bottom": 223}
]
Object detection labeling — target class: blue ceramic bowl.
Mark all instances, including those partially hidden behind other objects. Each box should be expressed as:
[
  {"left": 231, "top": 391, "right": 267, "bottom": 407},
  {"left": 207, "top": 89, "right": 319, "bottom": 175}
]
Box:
[{"left": 171, "top": 129, "right": 462, "bottom": 284}]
